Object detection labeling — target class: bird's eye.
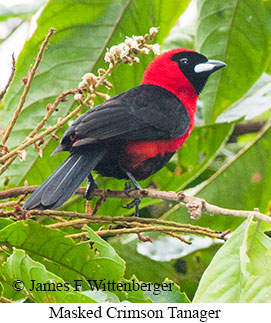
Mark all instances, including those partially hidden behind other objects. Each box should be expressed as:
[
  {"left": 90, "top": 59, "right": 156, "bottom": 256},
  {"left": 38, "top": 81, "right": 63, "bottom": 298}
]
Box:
[{"left": 180, "top": 58, "right": 189, "bottom": 65}]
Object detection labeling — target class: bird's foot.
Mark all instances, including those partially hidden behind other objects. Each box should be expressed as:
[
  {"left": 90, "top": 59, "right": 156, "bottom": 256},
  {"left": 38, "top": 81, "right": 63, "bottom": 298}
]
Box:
[
  {"left": 122, "top": 197, "right": 142, "bottom": 216},
  {"left": 84, "top": 174, "right": 98, "bottom": 200},
  {"left": 122, "top": 180, "right": 142, "bottom": 216},
  {"left": 123, "top": 182, "right": 134, "bottom": 194}
]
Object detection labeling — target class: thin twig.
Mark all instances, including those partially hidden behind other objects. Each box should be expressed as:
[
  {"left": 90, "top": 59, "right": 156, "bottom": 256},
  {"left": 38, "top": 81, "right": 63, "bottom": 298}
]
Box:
[
  {"left": 26, "top": 89, "right": 80, "bottom": 140},
  {"left": 0, "top": 84, "right": 110, "bottom": 168},
  {"left": 50, "top": 215, "right": 67, "bottom": 223},
  {"left": 0, "top": 296, "right": 12, "bottom": 303},
  {"left": 0, "top": 208, "right": 217, "bottom": 234},
  {"left": 0, "top": 194, "right": 25, "bottom": 209},
  {"left": 0, "top": 207, "right": 227, "bottom": 241},
  {"left": 64, "top": 224, "right": 223, "bottom": 240},
  {"left": 65, "top": 232, "right": 88, "bottom": 239},
  {"left": 166, "top": 232, "right": 191, "bottom": 244},
  {"left": 0, "top": 155, "right": 16, "bottom": 175},
  {"left": 0, "top": 53, "right": 16, "bottom": 102},
  {"left": 0, "top": 102, "right": 83, "bottom": 170},
  {"left": 0, "top": 28, "right": 56, "bottom": 148},
  {"left": 65, "top": 230, "right": 192, "bottom": 244}
]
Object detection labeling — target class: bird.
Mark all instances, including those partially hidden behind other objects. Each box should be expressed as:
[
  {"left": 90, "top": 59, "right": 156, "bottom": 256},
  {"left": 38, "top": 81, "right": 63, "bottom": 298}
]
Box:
[{"left": 23, "top": 48, "right": 226, "bottom": 214}]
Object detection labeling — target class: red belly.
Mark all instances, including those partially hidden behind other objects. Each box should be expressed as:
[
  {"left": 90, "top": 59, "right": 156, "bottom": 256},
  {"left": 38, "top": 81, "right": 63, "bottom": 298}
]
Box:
[{"left": 124, "top": 129, "right": 192, "bottom": 168}]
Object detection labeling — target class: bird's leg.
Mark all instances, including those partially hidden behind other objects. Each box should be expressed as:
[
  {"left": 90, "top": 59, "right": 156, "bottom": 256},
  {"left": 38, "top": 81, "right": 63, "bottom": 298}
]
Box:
[
  {"left": 121, "top": 169, "right": 142, "bottom": 216},
  {"left": 84, "top": 173, "right": 98, "bottom": 200}
]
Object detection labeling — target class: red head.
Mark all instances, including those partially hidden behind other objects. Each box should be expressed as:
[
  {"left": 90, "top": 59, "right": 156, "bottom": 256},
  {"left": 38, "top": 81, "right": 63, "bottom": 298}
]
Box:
[{"left": 142, "top": 48, "right": 225, "bottom": 116}]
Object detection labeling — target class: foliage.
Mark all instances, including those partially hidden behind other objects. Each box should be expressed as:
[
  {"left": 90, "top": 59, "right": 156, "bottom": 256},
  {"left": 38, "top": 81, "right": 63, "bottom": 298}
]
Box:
[
  {"left": 193, "top": 218, "right": 271, "bottom": 302},
  {"left": 0, "top": 0, "right": 270, "bottom": 303}
]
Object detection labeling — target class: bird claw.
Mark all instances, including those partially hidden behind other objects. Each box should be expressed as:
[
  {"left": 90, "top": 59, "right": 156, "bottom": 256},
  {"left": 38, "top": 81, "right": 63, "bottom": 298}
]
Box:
[
  {"left": 121, "top": 198, "right": 141, "bottom": 216},
  {"left": 122, "top": 198, "right": 141, "bottom": 209},
  {"left": 84, "top": 175, "right": 98, "bottom": 200},
  {"left": 121, "top": 170, "right": 142, "bottom": 216},
  {"left": 84, "top": 188, "right": 94, "bottom": 200}
]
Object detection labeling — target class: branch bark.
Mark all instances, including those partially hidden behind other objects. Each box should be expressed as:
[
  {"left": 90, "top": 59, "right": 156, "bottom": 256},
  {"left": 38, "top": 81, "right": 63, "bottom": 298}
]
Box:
[{"left": 1, "top": 185, "right": 270, "bottom": 223}]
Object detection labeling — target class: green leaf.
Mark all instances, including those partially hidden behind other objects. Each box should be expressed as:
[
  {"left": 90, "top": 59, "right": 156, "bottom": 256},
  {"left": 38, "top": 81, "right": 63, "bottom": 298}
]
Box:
[
  {"left": 217, "top": 74, "right": 271, "bottom": 123},
  {"left": 0, "top": 281, "right": 26, "bottom": 302},
  {"left": 163, "top": 22, "right": 196, "bottom": 51},
  {"left": 109, "top": 234, "right": 222, "bottom": 300},
  {"left": 164, "top": 122, "right": 233, "bottom": 191},
  {"left": 1, "top": 0, "right": 189, "bottom": 189},
  {"left": 109, "top": 274, "right": 190, "bottom": 303},
  {"left": 0, "top": 223, "right": 26, "bottom": 302},
  {"left": 0, "top": 218, "right": 13, "bottom": 230},
  {"left": 145, "top": 279, "right": 190, "bottom": 303},
  {"left": 1, "top": 249, "right": 97, "bottom": 302},
  {"left": 83, "top": 224, "right": 125, "bottom": 266},
  {"left": 167, "top": 124, "right": 271, "bottom": 232},
  {"left": 266, "top": 57, "right": 271, "bottom": 75},
  {"left": 82, "top": 289, "right": 120, "bottom": 302},
  {"left": 113, "top": 276, "right": 153, "bottom": 303},
  {"left": 110, "top": 234, "right": 180, "bottom": 283},
  {"left": 114, "top": 276, "right": 190, "bottom": 303},
  {"left": 0, "top": 220, "right": 125, "bottom": 288},
  {"left": 193, "top": 218, "right": 271, "bottom": 302},
  {"left": 196, "top": 0, "right": 271, "bottom": 122}
]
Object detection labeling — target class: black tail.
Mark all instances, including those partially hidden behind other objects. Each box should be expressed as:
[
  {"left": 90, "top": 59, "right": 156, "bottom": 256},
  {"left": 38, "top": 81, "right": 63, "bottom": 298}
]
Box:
[{"left": 23, "top": 149, "right": 104, "bottom": 210}]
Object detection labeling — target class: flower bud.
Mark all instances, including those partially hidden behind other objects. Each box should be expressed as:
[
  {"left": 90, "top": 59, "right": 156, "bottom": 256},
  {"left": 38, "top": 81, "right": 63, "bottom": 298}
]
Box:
[
  {"left": 149, "top": 27, "right": 159, "bottom": 38},
  {"left": 122, "top": 56, "right": 133, "bottom": 64},
  {"left": 96, "top": 92, "right": 110, "bottom": 100},
  {"left": 78, "top": 80, "right": 89, "bottom": 90},
  {"left": 82, "top": 73, "right": 96, "bottom": 83},
  {"left": 104, "top": 51, "right": 115, "bottom": 64},
  {"left": 74, "top": 93, "right": 83, "bottom": 101},
  {"left": 132, "top": 57, "right": 140, "bottom": 63},
  {"left": 140, "top": 48, "right": 150, "bottom": 55},
  {"left": 151, "top": 43, "right": 160, "bottom": 55},
  {"left": 98, "top": 68, "right": 106, "bottom": 75},
  {"left": 103, "top": 80, "right": 113, "bottom": 88}
]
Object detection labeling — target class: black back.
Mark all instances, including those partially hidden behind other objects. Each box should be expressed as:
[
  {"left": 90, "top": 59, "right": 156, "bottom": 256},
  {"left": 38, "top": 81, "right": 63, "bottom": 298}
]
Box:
[{"left": 59, "top": 84, "right": 191, "bottom": 151}]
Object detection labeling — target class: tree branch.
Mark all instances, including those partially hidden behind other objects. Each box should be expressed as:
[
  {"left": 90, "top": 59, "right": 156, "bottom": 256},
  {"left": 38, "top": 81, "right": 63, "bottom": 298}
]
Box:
[
  {"left": 1, "top": 206, "right": 228, "bottom": 242},
  {"left": 0, "top": 185, "right": 270, "bottom": 223},
  {"left": 229, "top": 121, "right": 266, "bottom": 142}
]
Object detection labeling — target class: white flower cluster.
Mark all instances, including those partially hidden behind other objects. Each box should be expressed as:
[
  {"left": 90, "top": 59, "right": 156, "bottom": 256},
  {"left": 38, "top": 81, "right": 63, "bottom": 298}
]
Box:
[
  {"left": 74, "top": 73, "right": 101, "bottom": 102},
  {"left": 74, "top": 93, "right": 83, "bottom": 102},
  {"left": 74, "top": 71, "right": 111, "bottom": 103},
  {"left": 74, "top": 27, "right": 160, "bottom": 103},
  {"left": 79, "top": 73, "right": 98, "bottom": 90},
  {"left": 104, "top": 27, "right": 160, "bottom": 66}
]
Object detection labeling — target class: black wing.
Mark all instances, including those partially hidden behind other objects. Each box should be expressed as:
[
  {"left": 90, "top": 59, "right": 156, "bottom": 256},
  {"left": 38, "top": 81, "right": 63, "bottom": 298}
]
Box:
[{"left": 58, "top": 84, "right": 190, "bottom": 151}]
